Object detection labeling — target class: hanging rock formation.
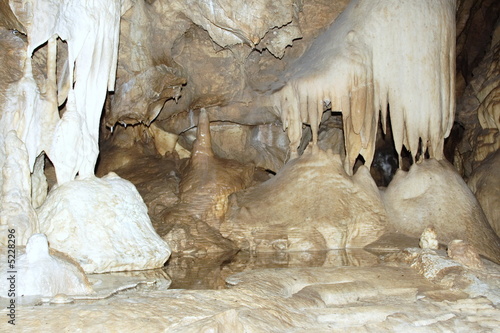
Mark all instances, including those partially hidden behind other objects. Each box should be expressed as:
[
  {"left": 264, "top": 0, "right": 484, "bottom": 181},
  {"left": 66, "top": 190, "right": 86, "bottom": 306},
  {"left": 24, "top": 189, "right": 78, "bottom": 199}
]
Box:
[{"left": 272, "top": 0, "right": 456, "bottom": 173}]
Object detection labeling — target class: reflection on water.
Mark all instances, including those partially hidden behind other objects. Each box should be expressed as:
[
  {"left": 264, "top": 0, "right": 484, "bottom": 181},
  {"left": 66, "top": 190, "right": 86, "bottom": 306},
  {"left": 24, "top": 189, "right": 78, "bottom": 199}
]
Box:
[{"left": 164, "top": 249, "right": 380, "bottom": 290}]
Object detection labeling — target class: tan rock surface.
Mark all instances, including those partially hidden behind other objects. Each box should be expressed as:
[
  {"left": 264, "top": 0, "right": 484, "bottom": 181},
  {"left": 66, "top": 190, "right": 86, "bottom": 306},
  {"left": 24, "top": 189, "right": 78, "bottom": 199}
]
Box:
[
  {"left": 468, "top": 150, "right": 500, "bottom": 237},
  {"left": 3, "top": 252, "right": 499, "bottom": 332},
  {"left": 158, "top": 110, "right": 254, "bottom": 254},
  {"left": 457, "top": 39, "right": 500, "bottom": 177},
  {"left": 0, "top": 0, "right": 499, "bottom": 331},
  {"left": 221, "top": 147, "right": 387, "bottom": 252},
  {"left": 383, "top": 159, "right": 500, "bottom": 264}
]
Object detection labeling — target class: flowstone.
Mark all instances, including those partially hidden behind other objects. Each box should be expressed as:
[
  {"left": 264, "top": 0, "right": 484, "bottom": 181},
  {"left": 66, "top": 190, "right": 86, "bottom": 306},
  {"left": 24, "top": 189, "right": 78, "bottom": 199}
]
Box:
[
  {"left": 0, "top": 234, "right": 93, "bottom": 297},
  {"left": 221, "top": 147, "right": 387, "bottom": 252},
  {"left": 37, "top": 173, "right": 171, "bottom": 273},
  {"left": 383, "top": 158, "right": 500, "bottom": 264}
]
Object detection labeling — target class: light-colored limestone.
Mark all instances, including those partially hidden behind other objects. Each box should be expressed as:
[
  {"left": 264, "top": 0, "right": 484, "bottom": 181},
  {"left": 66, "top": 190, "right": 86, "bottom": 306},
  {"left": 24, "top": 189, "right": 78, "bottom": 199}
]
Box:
[
  {"left": 0, "top": 131, "right": 37, "bottom": 246},
  {"left": 1, "top": 234, "right": 93, "bottom": 297},
  {"left": 273, "top": 0, "right": 456, "bottom": 171},
  {"left": 37, "top": 173, "right": 171, "bottom": 273},
  {"left": 221, "top": 147, "right": 387, "bottom": 252},
  {"left": 0, "top": 1, "right": 498, "bottom": 331},
  {"left": 419, "top": 226, "right": 439, "bottom": 250},
  {"left": 383, "top": 158, "right": 500, "bottom": 263},
  {"left": 2, "top": 253, "right": 499, "bottom": 332}
]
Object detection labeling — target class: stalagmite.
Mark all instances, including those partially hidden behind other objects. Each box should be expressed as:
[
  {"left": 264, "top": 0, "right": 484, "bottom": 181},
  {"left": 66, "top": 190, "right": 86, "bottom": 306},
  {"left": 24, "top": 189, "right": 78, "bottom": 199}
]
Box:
[
  {"left": 383, "top": 159, "right": 500, "bottom": 264},
  {"left": 221, "top": 148, "right": 387, "bottom": 252},
  {"left": 272, "top": 0, "right": 456, "bottom": 173},
  {"left": 2, "top": 234, "right": 94, "bottom": 297},
  {"left": 159, "top": 109, "right": 254, "bottom": 253}
]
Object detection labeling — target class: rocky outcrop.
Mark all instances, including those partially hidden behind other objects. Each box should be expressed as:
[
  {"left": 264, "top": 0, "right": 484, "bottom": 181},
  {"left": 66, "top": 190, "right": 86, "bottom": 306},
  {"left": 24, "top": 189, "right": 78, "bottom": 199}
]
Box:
[{"left": 37, "top": 173, "right": 171, "bottom": 273}]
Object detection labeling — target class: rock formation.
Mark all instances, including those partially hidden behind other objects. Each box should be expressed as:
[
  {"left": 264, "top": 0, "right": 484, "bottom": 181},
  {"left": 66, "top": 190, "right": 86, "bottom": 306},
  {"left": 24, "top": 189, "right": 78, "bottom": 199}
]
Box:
[
  {"left": 467, "top": 150, "right": 500, "bottom": 237},
  {"left": 383, "top": 158, "right": 500, "bottom": 263},
  {"left": 159, "top": 109, "right": 254, "bottom": 254},
  {"left": 0, "top": 234, "right": 94, "bottom": 297},
  {"left": 0, "top": 0, "right": 499, "bottom": 329},
  {"left": 37, "top": 173, "right": 171, "bottom": 273},
  {"left": 272, "top": 0, "right": 456, "bottom": 173},
  {"left": 221, "top": 147, "right": 387, "bottom": 252}
]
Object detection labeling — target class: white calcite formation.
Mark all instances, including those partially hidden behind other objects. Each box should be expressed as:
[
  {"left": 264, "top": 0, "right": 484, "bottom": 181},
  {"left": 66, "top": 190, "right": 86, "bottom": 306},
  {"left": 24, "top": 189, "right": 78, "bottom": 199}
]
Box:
[
  {"left": 221, "top": 147, "right": 387, "bottom": 252},
  {"left": 13, "top": 234, "right": 93, "bottom": 297},
  {"left": 272, "top": 0, "right": 455, "bottom": 172},
  {"left": 383, "top": 159, "right": 500, "bottom": 264},
  {"left": 419, "top": 227, "right": 439, "bottom": 250},
  {"left": 37, "top": 173, "right": 171, "bottom": 273},
  {"left": 0, "top": 0, "right": 172, "bottom": 275},
  {"left": 0, "top": 131, "right": 37, "bottom": 245},
  {"left": 3, "top": 0, "right": 121, "bottom": 185}
]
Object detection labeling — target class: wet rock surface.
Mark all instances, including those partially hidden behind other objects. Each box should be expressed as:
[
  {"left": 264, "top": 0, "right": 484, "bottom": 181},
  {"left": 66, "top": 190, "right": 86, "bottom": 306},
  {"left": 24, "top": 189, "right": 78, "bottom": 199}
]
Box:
[{"left": 3, "top": 249, "right": 499, "bottom": 332}]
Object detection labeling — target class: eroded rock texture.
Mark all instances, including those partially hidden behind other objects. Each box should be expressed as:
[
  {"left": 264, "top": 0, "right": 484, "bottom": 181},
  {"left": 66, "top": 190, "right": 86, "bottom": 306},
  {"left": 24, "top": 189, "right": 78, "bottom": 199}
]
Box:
[
  {"left": 457, "top": 39, "right": 500, "bottom": 177},
  {"left": 467, "top": 150, "right": 500, "bottom": 237}
]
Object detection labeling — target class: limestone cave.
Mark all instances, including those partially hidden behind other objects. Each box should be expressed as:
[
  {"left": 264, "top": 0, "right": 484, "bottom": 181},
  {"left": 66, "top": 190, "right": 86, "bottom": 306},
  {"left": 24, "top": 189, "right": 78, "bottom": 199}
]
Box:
[{"left": 0, "top": 0, "right": 500, "bottom": 331}]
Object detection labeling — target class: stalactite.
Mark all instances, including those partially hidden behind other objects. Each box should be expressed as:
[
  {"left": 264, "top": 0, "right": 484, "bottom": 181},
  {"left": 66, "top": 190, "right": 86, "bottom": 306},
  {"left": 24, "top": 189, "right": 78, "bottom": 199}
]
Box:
[
  {"left": 19, "top": 0, "right": 121, "bottom": 184},
  {"left": 273, "top": 0, "right": 456, "bottom": 173}
]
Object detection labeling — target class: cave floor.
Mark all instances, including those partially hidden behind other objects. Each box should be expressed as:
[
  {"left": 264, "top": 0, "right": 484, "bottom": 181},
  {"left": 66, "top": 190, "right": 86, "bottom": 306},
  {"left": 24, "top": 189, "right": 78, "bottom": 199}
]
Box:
[
  {"left": 31, "top": 154, "right": 500, "bottom": 332},
  {"left": 2, "top": 248, "right": 499, "bottom": 332}
]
